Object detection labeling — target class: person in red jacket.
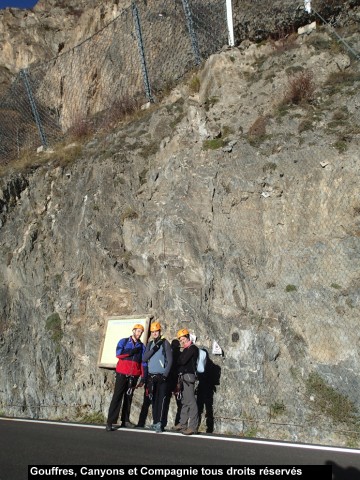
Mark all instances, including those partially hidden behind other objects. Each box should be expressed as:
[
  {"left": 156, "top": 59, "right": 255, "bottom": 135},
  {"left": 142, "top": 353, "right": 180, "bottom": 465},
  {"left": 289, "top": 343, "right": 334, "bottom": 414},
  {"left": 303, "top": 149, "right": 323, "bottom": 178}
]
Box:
[{"left": 105, "top": 324, "right": 147, "bottom": 431}]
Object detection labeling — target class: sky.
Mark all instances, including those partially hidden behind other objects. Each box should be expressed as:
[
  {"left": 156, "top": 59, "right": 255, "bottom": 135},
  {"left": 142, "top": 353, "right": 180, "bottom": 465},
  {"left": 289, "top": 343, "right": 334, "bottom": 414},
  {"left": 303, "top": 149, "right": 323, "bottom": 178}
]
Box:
[{"left": 0, "top": 0, "right": 38, "bottom": 9}]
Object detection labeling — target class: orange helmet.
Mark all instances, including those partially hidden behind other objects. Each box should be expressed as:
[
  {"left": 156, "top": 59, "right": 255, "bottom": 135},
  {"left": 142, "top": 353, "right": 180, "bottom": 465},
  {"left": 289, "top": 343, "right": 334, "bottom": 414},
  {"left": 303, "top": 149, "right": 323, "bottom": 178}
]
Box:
[
  {"left": 150, "top": 321, "right": 161, "bottom": 332},
  {"left": 177, "top": 328, "right": 189, "bottom": 339},
  {"left": 133, "top": 324, "right": 144, "bottom": 332}
]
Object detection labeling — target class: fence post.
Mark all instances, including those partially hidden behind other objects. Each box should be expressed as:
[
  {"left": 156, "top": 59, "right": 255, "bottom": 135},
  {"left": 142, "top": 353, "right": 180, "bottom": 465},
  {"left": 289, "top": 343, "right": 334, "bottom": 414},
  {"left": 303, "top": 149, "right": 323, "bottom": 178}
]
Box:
[
  {"left": 20, "top": 68, "right": 48, "bottom": 149},
  {"left": 132, "top": 1, "right": 154, "bottom": 103},
  {"left": 181, "top": 0, "right": 201, "bottom": 66},
  {"left": 226, "top": 0, "right": 235, "bottom": 47}
]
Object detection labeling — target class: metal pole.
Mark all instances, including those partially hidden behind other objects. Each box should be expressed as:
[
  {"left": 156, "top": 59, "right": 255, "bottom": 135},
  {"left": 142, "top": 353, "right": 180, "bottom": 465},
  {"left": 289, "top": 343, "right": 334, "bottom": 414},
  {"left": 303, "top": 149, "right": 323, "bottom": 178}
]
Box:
[
  {"left": 132, "top": 1, "right": 154, "bottom": 103},
  {"left": 226, "top": 0, "right": 235, "bottom": 47},
  {"left": 181, "top": 0, "right": 201, "bottom": 66},
  {"left": 20, "top": 68, "right": 48, "bottom": 149}
]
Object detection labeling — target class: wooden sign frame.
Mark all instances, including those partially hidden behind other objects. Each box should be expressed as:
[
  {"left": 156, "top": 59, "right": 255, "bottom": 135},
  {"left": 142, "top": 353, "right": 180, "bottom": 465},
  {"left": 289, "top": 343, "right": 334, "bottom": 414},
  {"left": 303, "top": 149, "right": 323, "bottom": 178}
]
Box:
[{"left": 98, "top": 314, "right": 151, "bottom": 369}]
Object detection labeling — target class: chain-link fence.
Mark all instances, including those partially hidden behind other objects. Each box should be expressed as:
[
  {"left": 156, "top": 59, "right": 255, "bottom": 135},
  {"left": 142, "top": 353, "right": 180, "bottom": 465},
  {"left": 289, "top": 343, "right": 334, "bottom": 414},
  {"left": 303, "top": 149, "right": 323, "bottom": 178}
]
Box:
[
  {"left": 1, "top": 0, "right": 360, "bottom": 447},
  {"left": 0, "top": 0, "right": 228, "bottom": 164}
]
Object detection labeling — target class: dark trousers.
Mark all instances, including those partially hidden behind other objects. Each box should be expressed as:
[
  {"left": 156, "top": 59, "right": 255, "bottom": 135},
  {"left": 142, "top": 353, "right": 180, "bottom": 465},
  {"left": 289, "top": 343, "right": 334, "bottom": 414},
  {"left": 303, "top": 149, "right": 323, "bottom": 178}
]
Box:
[
  {"left": 149, "top": 374, "right": 168, "bottom": 426},
  {"left": 107, "top": 373, "right": 138, "bottom": 425},
  {"left": 137, "top": 388, "right": 151, "bottom": 427}
]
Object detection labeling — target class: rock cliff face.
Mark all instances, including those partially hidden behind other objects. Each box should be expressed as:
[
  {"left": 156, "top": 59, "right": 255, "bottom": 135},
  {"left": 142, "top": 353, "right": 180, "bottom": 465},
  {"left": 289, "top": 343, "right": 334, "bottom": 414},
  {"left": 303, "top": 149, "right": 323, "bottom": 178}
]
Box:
[
  {"left": 0, "top": 0, "right": 128, "bottom": 85},
  {"left": 0, "top": 1, "right": 359, "bottom": 80},
  {"left": 1, "top": 1, "right": 360, "bottom": 447}
]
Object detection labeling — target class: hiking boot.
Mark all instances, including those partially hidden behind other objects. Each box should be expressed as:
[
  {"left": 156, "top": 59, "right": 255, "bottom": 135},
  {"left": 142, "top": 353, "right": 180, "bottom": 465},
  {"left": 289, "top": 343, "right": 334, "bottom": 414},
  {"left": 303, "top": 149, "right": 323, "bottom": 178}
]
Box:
[
  {"left": 172, "top": 424, "right": 185, "bottom": 431},
  {"left": 105, "top": 424, "right": 115, "bottom": 432},
  {"left": 122, "top": 421, "right": 135, "bottom": 428},
  {"left": 181, "top": 428, "right": 197, "bottom": 435},
  {"left": 153, "top": 422, "right": 162, "bottom": 433}
]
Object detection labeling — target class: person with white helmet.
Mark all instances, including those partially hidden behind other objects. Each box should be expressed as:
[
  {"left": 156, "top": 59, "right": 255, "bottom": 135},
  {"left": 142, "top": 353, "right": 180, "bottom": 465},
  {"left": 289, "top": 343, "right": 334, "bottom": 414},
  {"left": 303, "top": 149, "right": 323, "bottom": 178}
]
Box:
[
  {"left": 105, "top": 324, "right": 147, "bottom": 431},
  {"left": 143, "top": 321, "right": 173, "bottom": 432},
  {"left": 172, "top": 328, "right": 199, "bottom": 435}
]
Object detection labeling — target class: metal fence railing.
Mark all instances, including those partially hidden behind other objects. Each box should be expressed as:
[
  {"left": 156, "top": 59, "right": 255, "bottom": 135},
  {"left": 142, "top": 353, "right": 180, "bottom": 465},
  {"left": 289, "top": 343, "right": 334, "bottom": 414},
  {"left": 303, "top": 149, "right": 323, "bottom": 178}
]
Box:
[{"left": 0, "top": 0, "right": 228, "bottom": 164}]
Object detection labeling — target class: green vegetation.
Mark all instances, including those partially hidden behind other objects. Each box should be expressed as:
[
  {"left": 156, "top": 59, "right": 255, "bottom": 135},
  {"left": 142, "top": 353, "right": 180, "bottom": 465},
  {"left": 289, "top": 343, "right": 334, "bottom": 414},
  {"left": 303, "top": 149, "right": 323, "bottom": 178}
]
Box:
[
  {"left": 243, "top": 426, "right": 258, "bottom": 438},
  {"left": 275, "top": 103, "right": 292, "bottom": 120},
  {"left": 202, "top": 138, "right": 224, "bottom": 150},
  {"left": 333, "top": 138, "right": 348, "bottom": 153},
  {"left": 285, "top": 284, "right": 297, "bottom": 292},
  {"left": 222, "top": 125, "right": 234, "bottom": 138},
  {"left": 204, "top": 96, "right": 219, "bottom": 111},
  {"left": 0, "top": 142, "right": 83, "bottom": 177},
  {"left": 306, "top": 372, "right": 359, "bottom": 429},
  {"left": 324, "top": 71, "right": 360, "bottom": 95},
  {"left": 307, "top": 35, "right": 338, "bottom": 52},
  {"left": 298, "top": 119, "right": 313, "bottom": 133},
  {"left": 269, "top": 401, "right": 286, "bottom": 419},
  {"left": 45, "top": 313, "right": 63, "bottom": 351},
  {"left": 331, "top": 283, "right": 342, "bottom": 289},
  {"left": 263, "top": 162, "right": 277, "bottom": 173},
  {"left": 189, "top": 75, "right": 200, "bottom": 94},
  {"left": 139, "top": 140, "right": 160, "bottom": 158},
  {"left": 78, "top": 411, "right": 105, "bottom": 424},
  {"left": 345, "top": 435, "right": 360, "bottom": 449}
]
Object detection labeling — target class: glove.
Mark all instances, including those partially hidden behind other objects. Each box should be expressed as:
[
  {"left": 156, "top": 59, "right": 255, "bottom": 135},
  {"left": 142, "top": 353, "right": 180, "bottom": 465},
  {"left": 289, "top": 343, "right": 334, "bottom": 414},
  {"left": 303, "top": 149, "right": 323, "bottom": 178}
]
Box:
[{"left": 129, "top": 346, "right": 141, "bottom": 356}]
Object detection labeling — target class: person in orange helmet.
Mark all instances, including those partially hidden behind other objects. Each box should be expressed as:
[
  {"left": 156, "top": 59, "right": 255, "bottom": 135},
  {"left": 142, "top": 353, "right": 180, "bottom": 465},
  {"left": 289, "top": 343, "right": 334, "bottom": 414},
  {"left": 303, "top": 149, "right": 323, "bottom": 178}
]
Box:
[
  {"left": 142, "top": 321, "right": 173, "bottom": 432},
  {"left": 172, "top": 328, "right": 199, "bottom": 435},
  {"left": 105, "top": 324, "right": 147, "bottom": 431}
]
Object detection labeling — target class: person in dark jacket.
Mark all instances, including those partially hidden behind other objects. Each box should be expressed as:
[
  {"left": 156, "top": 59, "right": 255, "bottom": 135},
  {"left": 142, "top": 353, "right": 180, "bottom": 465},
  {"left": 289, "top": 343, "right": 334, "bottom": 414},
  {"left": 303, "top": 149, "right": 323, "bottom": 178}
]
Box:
[
  {"left": 105, "top": 324, "right": 147, "bottom": 431},
  {"left": 166, "top": 338, "right": 182, "bottom": 426},
  {"left": 172, "top": 328, "right": 199, "bottom": 435},
  {"left": 143, "top": 321, "right": 173, "bottom": 432}
]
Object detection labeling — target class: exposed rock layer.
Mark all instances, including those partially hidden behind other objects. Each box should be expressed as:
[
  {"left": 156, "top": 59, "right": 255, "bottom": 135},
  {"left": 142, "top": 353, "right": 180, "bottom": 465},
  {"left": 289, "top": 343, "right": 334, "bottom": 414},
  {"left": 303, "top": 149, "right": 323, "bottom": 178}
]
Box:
[
  {"left": 1, "top": 25, "right": 360, "bottom": 445},
  {"left": 1, "top": 0, "right": 360, "bottom": 446}
]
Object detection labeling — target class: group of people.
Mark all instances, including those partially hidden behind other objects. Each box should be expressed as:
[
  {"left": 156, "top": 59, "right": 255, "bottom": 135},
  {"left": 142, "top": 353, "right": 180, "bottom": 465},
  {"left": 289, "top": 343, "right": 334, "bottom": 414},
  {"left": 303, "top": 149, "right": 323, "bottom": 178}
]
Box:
[{"left": 105, "top": 321, "right": 200, "bottom": 435}]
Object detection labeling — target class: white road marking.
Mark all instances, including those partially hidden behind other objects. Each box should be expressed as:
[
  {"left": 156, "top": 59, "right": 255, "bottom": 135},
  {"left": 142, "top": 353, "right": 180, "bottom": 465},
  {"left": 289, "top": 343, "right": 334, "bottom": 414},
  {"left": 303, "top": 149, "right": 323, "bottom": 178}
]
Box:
[{"left": 1, "top": 416, "right": 359, "bottom": 455}]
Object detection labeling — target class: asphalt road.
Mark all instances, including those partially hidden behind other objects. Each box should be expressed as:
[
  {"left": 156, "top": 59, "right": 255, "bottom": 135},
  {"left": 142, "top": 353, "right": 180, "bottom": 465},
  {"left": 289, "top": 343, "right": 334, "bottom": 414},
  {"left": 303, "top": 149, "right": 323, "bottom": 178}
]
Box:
[{"left": 1, "top": 418, "right": 360, "bottom": 480}]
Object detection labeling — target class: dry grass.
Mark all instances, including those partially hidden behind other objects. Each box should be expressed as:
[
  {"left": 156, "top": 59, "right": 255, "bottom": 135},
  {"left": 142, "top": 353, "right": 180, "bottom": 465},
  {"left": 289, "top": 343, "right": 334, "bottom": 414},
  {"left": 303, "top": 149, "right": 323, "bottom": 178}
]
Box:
[
  {"left": 247, "top": 116, "right": 269, "bottom": 146},
  {"left": 0, "top": 147, "right": 46, "bottom": 177},
  {"left": 67, "top": 115, "right": 95, "bottom": 141},
  {"left": 0, "top": 142, "right": 83, "bottom": 177},
  {"left": 282, "top": 70, "right": 315, "bottom": 106},
  {"left": 269, "top": 32, "right": 298, "bottom": 54},
  {"left": 99, "top": 96, "right": 142, "bottom": 132},
  {"left": 324, "top": 71, "right": 360, "bottom": 95},
  {"left": 248, "top": 116, "right": 268, "bottom": 137}
]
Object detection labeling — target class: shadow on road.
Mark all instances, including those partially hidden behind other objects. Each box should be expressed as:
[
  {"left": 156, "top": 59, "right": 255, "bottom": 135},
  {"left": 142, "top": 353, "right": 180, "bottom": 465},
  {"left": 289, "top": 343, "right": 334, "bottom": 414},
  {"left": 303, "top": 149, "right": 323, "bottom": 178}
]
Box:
[{"left": 327, "top": 460, "right": 360, "bottom": 480}]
